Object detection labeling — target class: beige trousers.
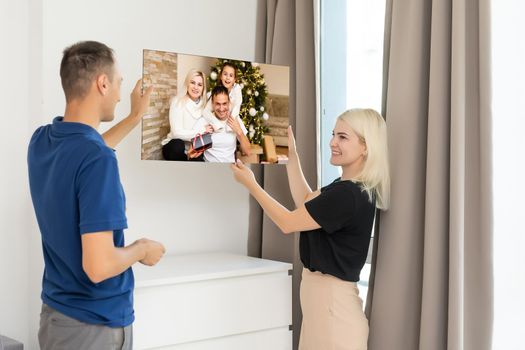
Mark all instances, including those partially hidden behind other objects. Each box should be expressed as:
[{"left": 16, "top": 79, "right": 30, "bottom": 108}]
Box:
[{"left": 299, "top": 268, "right": 369, "bottom": 350}]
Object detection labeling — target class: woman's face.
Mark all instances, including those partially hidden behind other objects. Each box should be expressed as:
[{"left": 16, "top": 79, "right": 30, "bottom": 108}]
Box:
[
  {"left": 329, "top": 119, "right": 367, "bottom": 167},
  {"left": 220, "top": 66, "right": 236, "bottom": 90},
  {"left": 187, "top": 75, "right": 204, "bottom": 101}
]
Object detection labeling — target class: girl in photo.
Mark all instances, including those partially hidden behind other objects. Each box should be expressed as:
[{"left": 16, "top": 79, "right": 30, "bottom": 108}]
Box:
[
  {"left": 161, "top": 69, "right": 212, "bottom": 161},
  {"left": 204, "top": 62, "right": 243, "bottom": 132},
  {"left": 231, "top": 109, "right": 390, "bottom": 350}
]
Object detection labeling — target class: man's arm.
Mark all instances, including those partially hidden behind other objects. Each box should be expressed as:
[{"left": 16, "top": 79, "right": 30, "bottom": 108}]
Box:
[
  {"left": 236, "top": 131, "right": 252, "bottom": 156},
  {"left": 227, "top": 116, "right": 251, "bottom": 156},
  {"left": 81, "top": 231, "right": 165, "bottom": 284},
  {"left": 102, "top": 79, "right": 153, "bottom": 149}
]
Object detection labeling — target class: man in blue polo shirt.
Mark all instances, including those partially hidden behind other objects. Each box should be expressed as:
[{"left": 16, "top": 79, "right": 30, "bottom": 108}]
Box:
[{"left": 28, "top": 41, "right": 165, "bottom": 350}]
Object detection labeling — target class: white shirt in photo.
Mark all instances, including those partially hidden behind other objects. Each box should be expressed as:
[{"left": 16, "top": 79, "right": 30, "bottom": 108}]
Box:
[{"left": 194, "top": 116, "right": 248, "bottom": 163}]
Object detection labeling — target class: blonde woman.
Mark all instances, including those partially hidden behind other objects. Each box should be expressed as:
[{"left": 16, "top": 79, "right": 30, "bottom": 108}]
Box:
[
  {"left": 161, "top": 69, "right": 212, "bottom": 161},
  {"left": 231, "top": 109, "right": 390, "bottom": 350}
]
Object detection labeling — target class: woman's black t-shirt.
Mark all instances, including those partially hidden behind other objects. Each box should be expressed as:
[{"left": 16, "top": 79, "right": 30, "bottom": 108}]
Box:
[{"left": 301, "top": 179, "right": 376, "bottom": 282}]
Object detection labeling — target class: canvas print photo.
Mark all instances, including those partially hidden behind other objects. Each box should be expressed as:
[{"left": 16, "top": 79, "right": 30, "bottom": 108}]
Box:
[{"left": 141, "top": 49, "right": 290, "bottom": 164}]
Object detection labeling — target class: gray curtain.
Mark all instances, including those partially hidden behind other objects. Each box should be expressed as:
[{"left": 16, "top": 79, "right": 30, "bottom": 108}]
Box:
[
  {"left": 251, "top": 1, "right": 317, "bottom": 349},
  {"left": 365, "top": 0, "right": 493, "bottom": 349}
]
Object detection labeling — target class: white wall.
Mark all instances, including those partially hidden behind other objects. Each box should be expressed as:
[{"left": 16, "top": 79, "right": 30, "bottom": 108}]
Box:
[
  {"left": 492, "top": 1, "right": 525, "bottom": 349},
  {"left": 40, "top": 0, "right": 259, "bottom": 253},
  {"left": 0, "top": 0, "right": 262, "bottom": 348},
  {"left": 0, "top": 0, "right": 31, "bottom": 345}
]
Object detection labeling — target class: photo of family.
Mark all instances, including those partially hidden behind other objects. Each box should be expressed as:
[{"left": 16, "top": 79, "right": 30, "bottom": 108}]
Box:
[{"left": 141, "top": 49, "right": 290, "bottom": 164}]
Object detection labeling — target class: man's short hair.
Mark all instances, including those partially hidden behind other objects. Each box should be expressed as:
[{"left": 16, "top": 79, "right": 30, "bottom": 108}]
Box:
[
  {"left": 211, "top": 85, "right": 229, "bottom": 102},
  {"left": 60, "top": 41, "right": 115, "bottom": 102}
]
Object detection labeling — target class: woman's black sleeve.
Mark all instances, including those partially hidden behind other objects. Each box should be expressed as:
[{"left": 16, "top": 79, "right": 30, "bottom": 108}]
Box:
[{"left": 304, "top": 183, "right": 356, "bottom": 234}]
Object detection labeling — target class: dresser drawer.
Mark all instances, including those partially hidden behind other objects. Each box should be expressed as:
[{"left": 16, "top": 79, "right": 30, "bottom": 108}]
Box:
[
  {"left": 133, "top": 254, "right": 293, "bottom": 350},
  {"left": 144, "top": 327, "right": 292, "bottom": 350}
]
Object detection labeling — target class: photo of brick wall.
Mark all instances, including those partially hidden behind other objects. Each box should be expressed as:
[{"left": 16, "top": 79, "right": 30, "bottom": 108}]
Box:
[{"left": 141, "top": 50, "right": 177, "bottom": 160}]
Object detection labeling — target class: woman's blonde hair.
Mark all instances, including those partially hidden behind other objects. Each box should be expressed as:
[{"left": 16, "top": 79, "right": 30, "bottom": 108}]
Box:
[
  {"left": 174, "top": 69, "right": 207, "bottom": 109},
  {"left": 338, "top": 108, "right": 390, "bottom": 210}
]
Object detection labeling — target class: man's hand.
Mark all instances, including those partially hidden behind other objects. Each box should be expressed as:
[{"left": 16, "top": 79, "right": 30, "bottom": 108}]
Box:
[
  {"left": 138, "top": 238, "right": 166, "bottom": 266},
  {"left": 130, "top": 79, "right": 153, "bottom": 119},
  {"left": 102, "top": 79, "right": 154, "bottom": 148},
  {"left": 81, "top": 231, "right": 165, "bottom": 283},
  {"left": 227, "top": 115, "right": 243, "bottom": 135}
]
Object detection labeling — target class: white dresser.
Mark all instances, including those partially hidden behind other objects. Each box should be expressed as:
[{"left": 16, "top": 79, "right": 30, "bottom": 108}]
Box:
[{"left": 133, "top": 253, "right": 293, "bottom": 349}]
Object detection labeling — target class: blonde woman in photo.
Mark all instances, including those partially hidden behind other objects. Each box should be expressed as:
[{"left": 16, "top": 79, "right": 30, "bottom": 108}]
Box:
[
  {"left": 231, "top": 108, "right": 390, "bottom": 350},
  {"left": 161, "top": 69, "right": 212, "bottom": 161}
]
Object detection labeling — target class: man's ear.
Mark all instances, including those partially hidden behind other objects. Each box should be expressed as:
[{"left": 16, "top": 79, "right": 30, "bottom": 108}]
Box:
[{"left": 96, "top": 74, "right": 109, "bottom": 96}]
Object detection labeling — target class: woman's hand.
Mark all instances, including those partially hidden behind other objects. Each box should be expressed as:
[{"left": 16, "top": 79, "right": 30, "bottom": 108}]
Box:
[
  {"left": 231, "top": 159, "right": 256, "bottom": 188},
  {"left": 187, "top": 146, "right": 204, "bottom": 159},
  {"left": 287, "top": 125, "right": 298, "bottom": 158}
]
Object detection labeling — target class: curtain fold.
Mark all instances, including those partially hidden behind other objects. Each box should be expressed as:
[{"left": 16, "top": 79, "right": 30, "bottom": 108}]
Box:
[
  {"left": 251, "top": 1, "right": 317, "bottom": 349},
  {"left": 366, "top": 0, "right": 493, "bottom": 349}
]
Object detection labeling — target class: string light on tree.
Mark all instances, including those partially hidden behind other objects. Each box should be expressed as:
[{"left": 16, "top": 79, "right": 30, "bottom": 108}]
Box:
[{"left": 207, "top": 58, "right": 269, "bottom": 145}]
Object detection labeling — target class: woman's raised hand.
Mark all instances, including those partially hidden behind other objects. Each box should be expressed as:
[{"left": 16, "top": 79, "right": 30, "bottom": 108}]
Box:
[
  {"left": 230, "top": 159, "right": 256, "bottom": 188},
  {"left": 288, "top": 126, "right": 298, "bottom": 158}
]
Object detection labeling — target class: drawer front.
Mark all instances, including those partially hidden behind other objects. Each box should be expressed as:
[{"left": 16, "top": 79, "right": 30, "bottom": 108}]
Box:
[
  {"left": 148, "top": 327, "right": 292, "bottom": 350},
  {"left": 134, "top": 272, "right": 292, "bottom": 349}
]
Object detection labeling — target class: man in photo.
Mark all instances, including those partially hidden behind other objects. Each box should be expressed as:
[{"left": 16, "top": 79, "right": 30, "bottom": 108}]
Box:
[
  {"left": 190, "top": 85, "right": 251, "bottom": 162},
  {"left": 28, "top": 41, "right": 165, "bottom": 350}
]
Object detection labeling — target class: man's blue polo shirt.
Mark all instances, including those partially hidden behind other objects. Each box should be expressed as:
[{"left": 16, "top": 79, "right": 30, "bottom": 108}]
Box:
[{"left": 28, "top": 116, "right": 134, "bottom": 327}]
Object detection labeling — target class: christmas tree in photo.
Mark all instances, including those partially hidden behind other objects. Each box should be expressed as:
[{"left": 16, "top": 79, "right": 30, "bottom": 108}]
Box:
[{"left": 207, "top": 59, "right": 270, "bottom": 146}]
